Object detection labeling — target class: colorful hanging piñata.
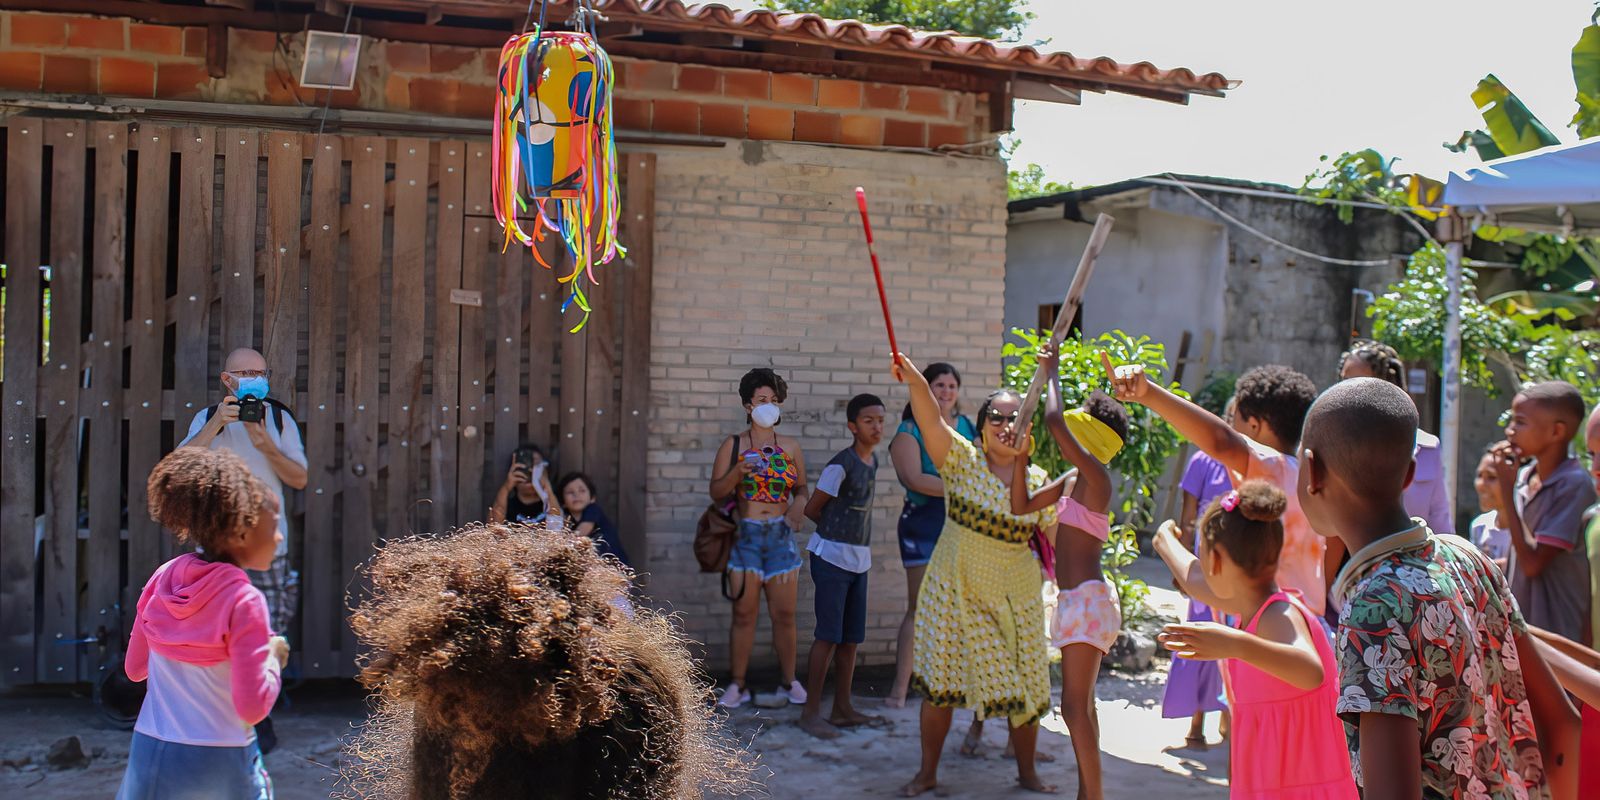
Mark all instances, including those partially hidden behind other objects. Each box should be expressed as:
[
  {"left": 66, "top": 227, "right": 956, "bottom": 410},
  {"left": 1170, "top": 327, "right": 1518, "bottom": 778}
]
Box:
[{"left": 492, "top": 11, "right": 624, "bottom": 332}]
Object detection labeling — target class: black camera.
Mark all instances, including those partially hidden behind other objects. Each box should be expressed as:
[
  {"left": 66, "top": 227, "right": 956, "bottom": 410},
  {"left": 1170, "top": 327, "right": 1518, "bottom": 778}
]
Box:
[{"left": 237, "top": 395, "right": 264, "bottom": 423}]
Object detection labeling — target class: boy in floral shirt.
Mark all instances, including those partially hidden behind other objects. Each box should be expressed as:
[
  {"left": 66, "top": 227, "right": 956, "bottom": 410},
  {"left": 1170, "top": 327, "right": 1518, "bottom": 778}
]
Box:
[{"left": 1298, "top": 378, "right": 1579, "bottom": 800}]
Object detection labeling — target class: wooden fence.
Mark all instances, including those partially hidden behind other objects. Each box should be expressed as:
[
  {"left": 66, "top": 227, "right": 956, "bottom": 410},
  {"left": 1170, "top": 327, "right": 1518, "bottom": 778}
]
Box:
[{"left": 0, "top": 117, "right": 656, "bottom": 684}]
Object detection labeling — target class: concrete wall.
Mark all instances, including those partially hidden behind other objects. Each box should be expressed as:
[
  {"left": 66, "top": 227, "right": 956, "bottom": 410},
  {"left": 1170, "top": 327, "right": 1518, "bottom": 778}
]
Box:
[
  {"left": 636, "top": 140, "right": 1007, "bottom": 672},
  {"left": 1005, "top": 202, "right": 1228, "bottom": 383}
]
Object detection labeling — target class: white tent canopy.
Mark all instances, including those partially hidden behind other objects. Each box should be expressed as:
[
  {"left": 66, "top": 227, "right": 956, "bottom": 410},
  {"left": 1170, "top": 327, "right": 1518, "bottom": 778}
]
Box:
[
  {"left": 1444, "top": 138, "right": 1600, "bottom": 235},
  {"left": 1434, "top": 137, "right": 1600, "bottom": 527}
]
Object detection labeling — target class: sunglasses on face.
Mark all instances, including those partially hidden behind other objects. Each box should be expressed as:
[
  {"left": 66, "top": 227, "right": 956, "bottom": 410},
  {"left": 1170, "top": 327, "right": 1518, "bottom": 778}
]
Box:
[
  {"left": 984, "top": 410, "right": 1019, "bottom": 425},
  {"left": 226, "top": 369, "right": 271, "bottom": 379}
]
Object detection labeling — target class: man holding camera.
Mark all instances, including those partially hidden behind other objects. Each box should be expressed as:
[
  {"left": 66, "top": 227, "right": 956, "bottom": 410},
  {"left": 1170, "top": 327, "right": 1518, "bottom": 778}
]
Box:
[{"left": 180, "top": 347, "right": 307, "bottom": 751}]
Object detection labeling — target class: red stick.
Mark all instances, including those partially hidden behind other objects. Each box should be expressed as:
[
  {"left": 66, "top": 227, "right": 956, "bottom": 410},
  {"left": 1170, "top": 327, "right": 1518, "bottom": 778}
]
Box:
[{"left": 854, "top": 187, "right": 899, "bottom": 358}]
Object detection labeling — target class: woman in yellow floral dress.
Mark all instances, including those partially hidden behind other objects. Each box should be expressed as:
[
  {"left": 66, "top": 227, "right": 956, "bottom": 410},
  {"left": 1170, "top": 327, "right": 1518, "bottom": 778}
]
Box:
[{"left": 892, "top": 354, "right": 1057, "bottom": 797}]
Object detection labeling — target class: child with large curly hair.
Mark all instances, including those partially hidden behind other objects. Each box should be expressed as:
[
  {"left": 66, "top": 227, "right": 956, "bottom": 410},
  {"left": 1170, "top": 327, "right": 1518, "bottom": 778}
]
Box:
[
  {"left": 117, "top": 447, "right": 288, "bottom": 800},
  {"left": 340, "top": 520, "right": 746, "bottom": 800}
]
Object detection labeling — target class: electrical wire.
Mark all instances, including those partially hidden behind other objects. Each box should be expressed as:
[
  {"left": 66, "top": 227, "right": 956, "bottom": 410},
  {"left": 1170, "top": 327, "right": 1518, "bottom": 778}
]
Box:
[
  {"left": 1158, "top": 173, "right": 1398, "bottom": 267},
  {"left": 314, "top": 2, "right": 357, "bottom": 138}
]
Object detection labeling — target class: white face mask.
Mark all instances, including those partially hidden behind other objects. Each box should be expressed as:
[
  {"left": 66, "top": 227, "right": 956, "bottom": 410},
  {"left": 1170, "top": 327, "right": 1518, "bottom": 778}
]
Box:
[{"left": 750, "top": 402, "right": 782, "bottom": 428}]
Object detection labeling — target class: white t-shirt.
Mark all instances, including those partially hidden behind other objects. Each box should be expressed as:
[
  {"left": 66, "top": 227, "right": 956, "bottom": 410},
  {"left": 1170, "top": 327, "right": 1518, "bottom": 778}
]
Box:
[
  {"left": 135, "top": 652, "right": 275, "bottom": 746},
  {"left": 1470, "top": 510, "right": 1511, "bottom": 564},
  {"left": 181, "top": 406, "right": 307, "bottom": 556},
  {"left": 806, "top": 463, "right": 872, "bottom": 573}
]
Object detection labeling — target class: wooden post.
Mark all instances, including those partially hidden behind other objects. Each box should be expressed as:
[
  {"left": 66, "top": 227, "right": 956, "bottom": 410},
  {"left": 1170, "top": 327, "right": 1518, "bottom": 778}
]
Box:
[{"left": 1013, "top": 213, "right": 1115, "bottom": 441}]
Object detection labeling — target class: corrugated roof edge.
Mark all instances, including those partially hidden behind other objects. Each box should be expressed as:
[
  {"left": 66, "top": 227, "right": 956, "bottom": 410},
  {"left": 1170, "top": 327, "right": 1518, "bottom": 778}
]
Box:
[{"left": 1008, "top": 174, "right": 1297, "bottom": 214}]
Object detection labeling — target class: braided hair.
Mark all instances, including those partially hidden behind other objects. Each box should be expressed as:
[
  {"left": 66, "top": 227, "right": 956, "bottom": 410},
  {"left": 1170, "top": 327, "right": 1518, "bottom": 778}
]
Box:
[{"left": 1340, "top": 340, "right": 1406, "bottom": 392}]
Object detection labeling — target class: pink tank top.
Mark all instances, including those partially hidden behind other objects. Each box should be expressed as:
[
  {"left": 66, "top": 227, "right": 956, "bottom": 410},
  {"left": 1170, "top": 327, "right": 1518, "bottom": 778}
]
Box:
[{"left": 1221, "top": 590, "right": 1357, "bottom": 800}]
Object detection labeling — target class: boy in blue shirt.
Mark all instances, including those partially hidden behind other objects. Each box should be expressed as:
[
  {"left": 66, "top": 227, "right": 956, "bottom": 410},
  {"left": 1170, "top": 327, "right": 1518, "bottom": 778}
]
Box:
[{"left": 798, "top": 394, "right": 887, "bottom": 739}]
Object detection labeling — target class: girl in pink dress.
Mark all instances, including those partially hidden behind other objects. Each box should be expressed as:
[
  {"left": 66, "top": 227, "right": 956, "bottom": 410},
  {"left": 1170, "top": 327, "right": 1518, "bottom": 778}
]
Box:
[{"left": 1153, "top": 480, "right": 1356, "bottom": 800}]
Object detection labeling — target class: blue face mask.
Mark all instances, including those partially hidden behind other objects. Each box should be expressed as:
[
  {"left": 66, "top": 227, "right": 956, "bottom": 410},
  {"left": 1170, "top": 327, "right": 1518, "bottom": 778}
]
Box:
[{"left": 235, "top": 376, "right": 269, "bottom": 400}]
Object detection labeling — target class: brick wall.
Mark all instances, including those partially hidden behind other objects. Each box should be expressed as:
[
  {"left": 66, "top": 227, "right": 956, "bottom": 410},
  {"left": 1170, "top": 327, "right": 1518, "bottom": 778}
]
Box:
[
  {"left": 0, "top": 11, "right": 989, "bottom": 149},
  {"left": 631, "top": 139, "right": 1007, "bottom": 672}
]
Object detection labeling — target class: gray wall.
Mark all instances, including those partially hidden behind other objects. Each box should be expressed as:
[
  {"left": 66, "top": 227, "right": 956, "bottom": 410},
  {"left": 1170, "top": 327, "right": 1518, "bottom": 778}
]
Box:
[{"left": 1005, "top": 203, "right": 1227, "bottom": 381}]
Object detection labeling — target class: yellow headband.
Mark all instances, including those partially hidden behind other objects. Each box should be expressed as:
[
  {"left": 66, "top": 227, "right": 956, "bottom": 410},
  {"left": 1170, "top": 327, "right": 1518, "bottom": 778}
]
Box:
[{"left": 1063, "top": 409, "right": 1124, "bottom": 464}]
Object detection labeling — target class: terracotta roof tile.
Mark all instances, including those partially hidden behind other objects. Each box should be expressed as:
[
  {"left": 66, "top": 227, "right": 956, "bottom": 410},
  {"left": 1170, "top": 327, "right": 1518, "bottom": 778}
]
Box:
[{"left": 568, "top": 1, "right": 1234, "bottom": 97}]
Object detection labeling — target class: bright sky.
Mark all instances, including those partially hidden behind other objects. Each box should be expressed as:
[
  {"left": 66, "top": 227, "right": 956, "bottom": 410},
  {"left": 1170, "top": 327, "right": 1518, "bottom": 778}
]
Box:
[
  {"left": 726, "top": 1, "right": 1594, "bottom": 187},
  {"left": 1008, "top": 1, "right": 1593, "bottom": 187}
]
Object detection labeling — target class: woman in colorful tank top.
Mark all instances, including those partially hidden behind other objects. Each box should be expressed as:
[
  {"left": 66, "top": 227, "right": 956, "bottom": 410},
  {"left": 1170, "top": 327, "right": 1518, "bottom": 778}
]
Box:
[
  {"left": 709, "top": 368, "right": 810, "bottom": 710},
  {"left": 891, "top": 354, "right": 1059, "bottom": 797},
  {"left": 886, "top": 362, "right": 975, "bottom": 711}
]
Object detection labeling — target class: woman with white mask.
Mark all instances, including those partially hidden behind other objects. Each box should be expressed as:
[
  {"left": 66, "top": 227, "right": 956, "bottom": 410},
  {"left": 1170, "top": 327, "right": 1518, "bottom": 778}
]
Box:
[{"left": 708, "top": 368, "right": 810, "bottom": 709}]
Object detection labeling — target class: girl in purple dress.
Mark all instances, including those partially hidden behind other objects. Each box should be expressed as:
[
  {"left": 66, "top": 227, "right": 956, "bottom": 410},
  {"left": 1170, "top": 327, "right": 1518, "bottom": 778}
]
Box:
[{"left": 1160, "top": 404, "right": 1236, "bottom": 750}]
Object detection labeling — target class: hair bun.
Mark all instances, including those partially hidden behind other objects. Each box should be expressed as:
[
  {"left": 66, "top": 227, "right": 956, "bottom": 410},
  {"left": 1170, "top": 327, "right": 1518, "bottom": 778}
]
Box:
[{"left": 1235, "top": 480, "right": 1287, "bottom": 523}]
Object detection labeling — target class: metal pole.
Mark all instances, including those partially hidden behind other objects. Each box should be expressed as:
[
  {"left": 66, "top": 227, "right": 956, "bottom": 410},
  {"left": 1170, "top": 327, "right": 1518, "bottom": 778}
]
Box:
[{"left": 1439, "top": 214, "right": 1464, "bottom": 531}]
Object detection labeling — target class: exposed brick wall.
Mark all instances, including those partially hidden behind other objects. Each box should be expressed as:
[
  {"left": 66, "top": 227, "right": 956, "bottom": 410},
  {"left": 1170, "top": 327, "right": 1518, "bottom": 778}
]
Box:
[
  {"left": 2, "top": 11, "right": 989, "bottom": 150},
  {"left": 631, "top": 140, "right": 1006, "bottom": 672}
]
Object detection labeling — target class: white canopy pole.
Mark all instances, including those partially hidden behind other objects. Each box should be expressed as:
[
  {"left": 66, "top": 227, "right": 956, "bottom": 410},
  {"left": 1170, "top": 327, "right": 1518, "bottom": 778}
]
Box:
[{"left": 1439, "top": 213, "right": 1464, "bottom": 530}]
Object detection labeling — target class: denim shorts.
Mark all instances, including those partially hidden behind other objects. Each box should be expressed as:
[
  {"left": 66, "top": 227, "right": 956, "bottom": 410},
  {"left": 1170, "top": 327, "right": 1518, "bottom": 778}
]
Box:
[
  {"left": 729, "top": 518, "right": 803, "bottom": 582},
  {"left": 897, "top": 499, "right": 946, "bottom": 568},
  {"left": 810, "top": 553, "right": 868, "bottom": 644},
  {"left": 117, "top": 732, "right": 272, "bottom": 800}
]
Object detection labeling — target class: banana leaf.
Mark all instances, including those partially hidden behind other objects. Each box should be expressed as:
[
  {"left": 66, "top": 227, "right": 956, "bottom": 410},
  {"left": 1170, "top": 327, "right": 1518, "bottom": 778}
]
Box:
[
  {"left": 1405, "top": 173, "right": 1443, "bottom": 220},
  {"left": 1447, "top": 130, "right": 1505, "bottom": 161},
  {"left": 1575, "top": 25, "right": 1600, "bottom": 97},
  {"left": 1472, "top": 74, "right": 1561, "bottom": 156},
  {"left": 1574, "top": 25, "right": 1600, "bottom": 137},
  {"left": 1486, "top": 289, "right": 1595, "bottom": 321}
]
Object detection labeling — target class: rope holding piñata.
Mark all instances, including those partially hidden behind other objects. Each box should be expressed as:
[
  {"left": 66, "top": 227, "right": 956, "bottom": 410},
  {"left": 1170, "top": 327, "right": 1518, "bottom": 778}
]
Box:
[{"left": 492, "top": 0, "right": 625, "bottom": 332}]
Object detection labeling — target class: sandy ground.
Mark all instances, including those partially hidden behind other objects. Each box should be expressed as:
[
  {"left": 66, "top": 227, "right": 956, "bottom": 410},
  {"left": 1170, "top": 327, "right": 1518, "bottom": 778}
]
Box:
[{"left": 0, "top": 558, "right": 1229, "bottom": 799}]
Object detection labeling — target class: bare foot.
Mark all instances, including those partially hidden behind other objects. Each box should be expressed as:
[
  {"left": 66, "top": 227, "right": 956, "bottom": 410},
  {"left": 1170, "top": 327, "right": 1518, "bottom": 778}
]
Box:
[
  {"left": 959, "top": 723, "right": 984, "bottom": 757},
  {"left": 885, "top": 694, "right": 907, "bottom": 710},
  {"left": 1002, "top": 740, "right": 1056, "bottom": 762},
  {"left": 1182, "top": 735, "right": 1209, "bottom": 751},
  {"left": 831, "top": 708, "right": 889, "bottom": 728},
  {"left": 898, "top": 774, "right": 938, "bottom": 797},
  {"left": 799, "top": 715, "right": 842, "bottom": 740},
  {"left": 1016, "top": 775, "right": 1059, "bottom": 794}
]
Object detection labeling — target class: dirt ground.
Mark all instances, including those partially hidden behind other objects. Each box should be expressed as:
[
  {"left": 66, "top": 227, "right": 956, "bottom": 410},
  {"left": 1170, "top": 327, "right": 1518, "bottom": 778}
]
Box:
[{"left": 0, "top": 559, "right": 1230, "bottom": 799}]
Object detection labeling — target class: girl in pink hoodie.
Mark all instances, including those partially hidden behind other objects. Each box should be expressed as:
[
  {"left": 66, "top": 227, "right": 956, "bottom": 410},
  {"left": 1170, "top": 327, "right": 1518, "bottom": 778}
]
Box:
[{"left": 117, "top": 448, "right": 288, "bottom": 800}]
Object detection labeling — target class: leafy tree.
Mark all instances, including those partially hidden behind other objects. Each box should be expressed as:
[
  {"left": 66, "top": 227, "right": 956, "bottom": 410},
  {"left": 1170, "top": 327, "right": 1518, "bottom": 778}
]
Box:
[
  {"left": 1002, "top": 328, "right": 1187, "bottom": 622},
  {"left": 756, "top": 0, "right": 1033, "bottom": 40},
  {"left": 1300, "top": 149, "right": 1406, "bottom": 224},
  {"left": 1366, "top": 243, "right": 1522, "bottom": 393},
  {"left": 1002, "top": 136, "right": 1072, "bottom": 200}
]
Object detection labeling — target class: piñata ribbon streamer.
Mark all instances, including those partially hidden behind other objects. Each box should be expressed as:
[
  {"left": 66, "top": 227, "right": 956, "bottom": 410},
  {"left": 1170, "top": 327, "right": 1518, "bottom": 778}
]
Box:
[{"left": 492, "top": 6, "right": 624, "bottom": 332}]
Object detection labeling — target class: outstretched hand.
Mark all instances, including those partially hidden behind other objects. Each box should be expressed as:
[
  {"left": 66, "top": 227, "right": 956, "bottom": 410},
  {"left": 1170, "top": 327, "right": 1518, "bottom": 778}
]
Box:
[
  {"left": 1100, "top": 352, "right": 1151, "bottom": 403},
  {"left": 1159, "top": 621, "right": 1245, "bottom": 662},
  {"left": 1037, "top": 341, "right": 1060, "bottom": 375}
]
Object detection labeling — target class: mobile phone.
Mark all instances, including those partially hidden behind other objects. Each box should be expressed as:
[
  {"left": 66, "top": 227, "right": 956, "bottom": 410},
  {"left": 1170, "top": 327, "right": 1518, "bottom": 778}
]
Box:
[{"left": 237, "top": 396, "right": 264, "bottom": 423}]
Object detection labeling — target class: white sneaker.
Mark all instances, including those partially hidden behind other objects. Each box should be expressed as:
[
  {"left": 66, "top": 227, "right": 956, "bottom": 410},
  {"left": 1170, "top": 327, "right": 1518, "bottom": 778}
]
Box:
[
  {"left": 781, "top": 680, "right": 807, "bottom": 705},
  {"left": 718, "top": 683, "right": 751, "bottom": 709}
]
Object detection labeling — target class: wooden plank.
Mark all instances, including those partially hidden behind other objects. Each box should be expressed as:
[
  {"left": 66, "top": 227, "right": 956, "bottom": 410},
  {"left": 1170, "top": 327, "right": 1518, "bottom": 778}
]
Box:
[
  {"left": 2, "top": 118, "right": 45, "bottom": 684},
  {"left": 262, "top": 131, "right": 303, "bottom": 412},
  {"left": 340, "top": 137, "right": 384, "bottom": 670},
  {"left": 221, "top": 131, "right": 259, "bottom": 348},
  {"left": 558, "top": 245, "right": 588, "bottom": 475},
  {"left": 429, "top": 141, "right": 465, "bottom": 532},
  {"left": 125, "top": 125, "right": 172, "bottom": 602},
  {"left": 301, "top": 135, "right": 342, "bottom": 678},
  {"left": 582, "top": 249, "right": 619, "bottom": 525},
  {"left": 617, "top": 153, "right": 655, "bottom": 573},
  {"left": 388, "top": 138, "right": 428, "bottom": 537},
  {"left": 39, "top": 119, "right": 87, "bottom": 682},
  {"left": 81, "top": 121, "right": 128, "bottom": 674},
  {"left": 455, "top": 143, "right": 490, "bottom": 523},
  {"left": 174, "top": 129, "right": 215, "bottom": 446},
  {"left": 526, "top": 238, "right": 558, "bottom": 464},
  {"left": 492, "top": 246, "right": 523, "bottom": 495}
]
